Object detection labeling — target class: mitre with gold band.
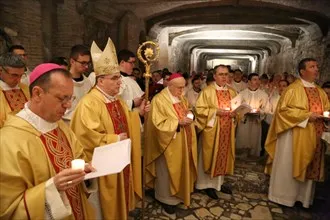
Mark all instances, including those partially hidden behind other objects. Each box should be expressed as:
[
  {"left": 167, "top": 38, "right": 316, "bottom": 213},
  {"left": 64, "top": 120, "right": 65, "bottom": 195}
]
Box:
[{"left": 91, "top": 37, "right": 120, "bottom": 76}]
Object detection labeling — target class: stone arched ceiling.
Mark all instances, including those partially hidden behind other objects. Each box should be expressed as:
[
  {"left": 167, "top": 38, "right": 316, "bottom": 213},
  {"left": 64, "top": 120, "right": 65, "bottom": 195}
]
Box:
[
  {"left": 89, "top": 0, "right": 329, "bottom": 74},
  {"left": 139, "top": 0, "right": 329, "bottom": 72}
]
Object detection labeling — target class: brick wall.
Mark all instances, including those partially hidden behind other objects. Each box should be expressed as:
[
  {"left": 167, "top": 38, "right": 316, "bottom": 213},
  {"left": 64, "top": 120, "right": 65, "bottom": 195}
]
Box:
[
  {"left": 0, "top": 0, "right": 43, "bottom": 69},
  {"left": 53, "top": 0, "right": 85, "bottom": 58}
]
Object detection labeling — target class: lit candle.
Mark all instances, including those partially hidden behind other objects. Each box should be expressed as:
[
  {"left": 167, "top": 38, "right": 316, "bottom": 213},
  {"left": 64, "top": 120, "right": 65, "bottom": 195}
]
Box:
[
  {"left": 187, "top": 113, "right": 194, "bottom": 119},
  {"left": 324, "top": 111, "right": 330, "bottom": 117},
  {"left": 224, "top": 107, "right": 230, "bottom": 111},
  {"left": 71, "top": 159, "right": 85, "bottom": 170},
  {"left": 251, "top": 108, "right": 257, "bottom": 113}
]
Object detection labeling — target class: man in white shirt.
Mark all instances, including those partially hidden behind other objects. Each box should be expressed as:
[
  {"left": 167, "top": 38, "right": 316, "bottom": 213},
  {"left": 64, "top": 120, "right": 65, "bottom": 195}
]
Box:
[
  {"left": 62, "top": 45, "right": 95, "bottom": 122},
  {"left": 235, "top": 73, "right": 269, "bottom": 157},
  {"left": 231, "top": 69, "right": 247, "bottom": 93},
  {"left": 117, "top": 49, "right": 144, "bottom": 109},
  {"left": 185, "top": 74, "right": 202, "bottom": 107}
]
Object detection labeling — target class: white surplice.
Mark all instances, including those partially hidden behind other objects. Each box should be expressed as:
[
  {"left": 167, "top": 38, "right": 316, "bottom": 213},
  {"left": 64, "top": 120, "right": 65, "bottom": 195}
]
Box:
[
  {"left": 63, "top": 72, "right": 95, "bottom": 121},
  {"left": 119, "top": 76, "right": 144, "bottom": 110},
  {"left": 235, "top": 88, "right": 269, "bottom": 156}
]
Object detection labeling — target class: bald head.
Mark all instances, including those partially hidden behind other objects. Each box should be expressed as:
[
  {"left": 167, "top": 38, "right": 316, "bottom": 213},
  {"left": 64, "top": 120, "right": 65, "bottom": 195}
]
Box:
[{"left": 168, "top": 77, "right": 185, "bottom": 97}]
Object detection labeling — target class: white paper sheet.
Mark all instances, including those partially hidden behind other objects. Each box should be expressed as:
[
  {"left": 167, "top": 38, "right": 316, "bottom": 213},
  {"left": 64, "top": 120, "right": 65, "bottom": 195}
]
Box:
[{"left": 85, "top": 139, "right": 131, "bottom": 180}]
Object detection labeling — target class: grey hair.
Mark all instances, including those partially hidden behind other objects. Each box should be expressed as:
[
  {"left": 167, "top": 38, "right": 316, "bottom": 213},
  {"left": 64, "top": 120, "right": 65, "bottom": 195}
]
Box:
[{"left": 0, "top": 52, "right": 26, "bottom": 68}]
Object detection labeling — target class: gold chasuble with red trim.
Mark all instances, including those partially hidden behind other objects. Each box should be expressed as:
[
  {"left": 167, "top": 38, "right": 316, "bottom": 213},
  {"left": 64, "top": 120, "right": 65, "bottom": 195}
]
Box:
[
  {"left": 304, "top": 88, "right": 325, "bottom": 181},
  {"left": 0, "top": 83, "right": 29, "bottom": 128},
  {"left": 105, "top": 100, "right": 131, "bottom": 211},
  {"left": 265, "top": 80, "right": 330, "bottom": 182},
  {"left": 0, "top": 116, "right": 95, "bottom": 220},
  {"left": 70, "top": 88, "right": 142, "bottom": 220},
  {"left": 40, "top": 128, "right": 84, "bottom": 220},
  {"left": 194, "top": 84, "right": 237, "bottom": 178}
]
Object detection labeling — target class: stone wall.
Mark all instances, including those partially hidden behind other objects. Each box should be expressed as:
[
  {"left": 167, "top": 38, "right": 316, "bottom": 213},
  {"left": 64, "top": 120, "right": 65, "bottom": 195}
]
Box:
[{"left": 266, "top": 27, "right": 329, "bottom": 83}]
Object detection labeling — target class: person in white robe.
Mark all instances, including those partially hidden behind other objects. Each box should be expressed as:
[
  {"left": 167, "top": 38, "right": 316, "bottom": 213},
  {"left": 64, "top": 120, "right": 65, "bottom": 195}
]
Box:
[
  {"left": 117, "top": 49, "right": 144, "bottom": 109},
  {"left": 235, "top": 73, "right": 269, "bottom": 157}
]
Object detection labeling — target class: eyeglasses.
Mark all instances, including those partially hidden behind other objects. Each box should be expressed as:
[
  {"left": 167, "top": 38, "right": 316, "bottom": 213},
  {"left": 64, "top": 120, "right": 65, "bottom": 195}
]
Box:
[
  {"left": 1, "top": 66, "right": 26, "bottom": 78},
  {"left": 125, "top": 61, "right": 135, "bottom": 65},
  {"left": 74, "top": 59, "right": 91, "bottom": 67}
]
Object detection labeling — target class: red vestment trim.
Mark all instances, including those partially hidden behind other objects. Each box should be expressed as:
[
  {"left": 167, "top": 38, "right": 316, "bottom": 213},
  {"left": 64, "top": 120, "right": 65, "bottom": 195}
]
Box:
[
  {"left": 40, "top": 128, "right": 84, "bottom": 220},
  {"left": 304, "top": 87, "right": 324, "bottom": 181},
  {"left": 105, "top": 100, "right": 130, "bottom": 211},
  {"left": 213, "top": 90, "right": 232, "bottom": 177},
  {"left": 2, "top": 89, "right": 27, "bottom": 112}
]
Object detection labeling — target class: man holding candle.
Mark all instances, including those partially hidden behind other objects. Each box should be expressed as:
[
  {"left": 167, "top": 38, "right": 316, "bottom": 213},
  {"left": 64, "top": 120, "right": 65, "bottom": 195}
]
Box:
[
  {"left": 145, "top": 73, "right": 198, "bottom": 214},
  {"left": 0, "top": 63, "right": 95, "bottom": 219},
  {"left": 265, "top": 58, "right": 330, "bottom": 208},
  {"left": 194, "top": 65, "right": 237, "bottom": 199},
  {"left": 235, "top": 73, "right": 269, "bottom": 157},
  {"left": 70, "top": 38, "right": 149, "bottom": 220}
]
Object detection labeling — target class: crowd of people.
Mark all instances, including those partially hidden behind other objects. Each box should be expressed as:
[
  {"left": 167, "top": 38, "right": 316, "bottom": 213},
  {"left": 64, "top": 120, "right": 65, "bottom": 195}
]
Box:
[{"left": 0, "top": 37, "right": 329, "bottom": 220}]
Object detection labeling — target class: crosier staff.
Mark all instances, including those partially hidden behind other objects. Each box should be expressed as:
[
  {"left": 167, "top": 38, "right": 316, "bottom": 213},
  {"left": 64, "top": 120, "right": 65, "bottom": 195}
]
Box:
[{"left": 136, "top": 41, "right": 159, "bottom": 218}]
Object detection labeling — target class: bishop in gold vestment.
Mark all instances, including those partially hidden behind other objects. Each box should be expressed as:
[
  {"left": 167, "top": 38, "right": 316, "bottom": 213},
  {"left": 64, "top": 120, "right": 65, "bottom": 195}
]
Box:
[
  {"left": 265, "top": 59, "right": 330, "bottom": 208},
  {"left": 71, "top": 38, "right": 144, "bottom": 220},
  {"left": 145, "top": 74, "right": 197, "bottom": 214}
]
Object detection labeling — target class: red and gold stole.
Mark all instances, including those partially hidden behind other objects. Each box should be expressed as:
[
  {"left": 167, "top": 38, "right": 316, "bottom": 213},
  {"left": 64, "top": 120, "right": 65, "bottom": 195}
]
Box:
[
  {"left": 304, "top": 87, "right": 324, "bottom": 181},
  {"left": 2, "top": 89, "right": 27, "bottom": 112},
  {"left": 213, "top": 90, "right": 232, "bottom": 177},
  {"left": 105, "top": 100, "right": 130, "bottom": 210},
  {"left": 173, "top": 101, "right": 193, "bottom": 157},
  {"left": 40, "top": 128, "right": 84, "bottom": 220}
]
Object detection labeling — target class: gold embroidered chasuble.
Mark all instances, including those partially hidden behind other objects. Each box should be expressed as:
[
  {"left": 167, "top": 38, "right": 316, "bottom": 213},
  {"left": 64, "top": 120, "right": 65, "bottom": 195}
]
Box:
[
  {"left": 194, "top": 84, "right": 237, "bottom": 177},
  {"left": 70, "top": 88, "right": 142, "bottom": 220},
  {"left": 0, "top": 116, "right": 95, "bottom": 220},
  {"left": 265, "top": 79, "right": 330, "bottom": 182},
  {"left": 145, "top": 88, "right": 197, "bottom": 206}
]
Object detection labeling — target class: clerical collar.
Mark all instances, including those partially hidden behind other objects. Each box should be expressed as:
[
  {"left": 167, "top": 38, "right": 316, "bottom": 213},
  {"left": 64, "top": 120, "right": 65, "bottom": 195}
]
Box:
[
  {"left": 166, "top": 87, "right": 180, "bottom": 104},
  {"left": 0, "top": 79, "right": 20, "bottom": 90},
  {"left": 72, "top": 74, "right": 84, "bottom": 82},
  {"left": 248, "top": 87, "right": 258, "bottom": 92},
  {"left": 96, "top": 86, "right": 117, "bottom": 103},
  {"left": 300, "top": 78, "right": 315, "bottom": 88},
  {"left": 214, "top": 82, "right": 228, "bottom": 90},
  {"left": 193, "top": 87, "right": 201, "bottom": 93},
  {"left": 16, "top": 103, "right": 58, "bottom": 134},
  {"left": 120, "top": 71, "right": 129, "bottom": 77}
]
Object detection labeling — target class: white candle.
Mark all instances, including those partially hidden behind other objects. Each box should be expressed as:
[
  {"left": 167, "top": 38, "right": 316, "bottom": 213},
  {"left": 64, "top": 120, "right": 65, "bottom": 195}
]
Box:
[
  {"left": 187, "top": 113, "right": 194, "bottom": 119},
  {"left": 251, "top": 108, "right": 257, "bottom": 113},
  {"left": 324, "top": 111, "right": 330, "bottom": 117},
  {"left": 224, "top": 107, "right": 230, "bottom": 111},
  {"left": 71, "top": 159, "right": 85, "bottom": 170}
]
